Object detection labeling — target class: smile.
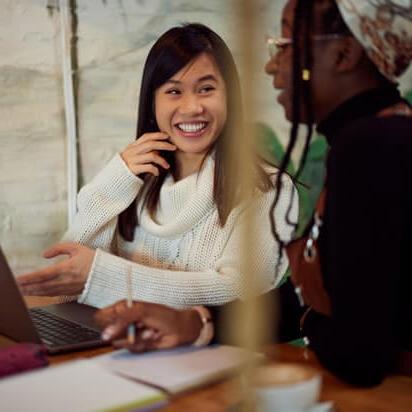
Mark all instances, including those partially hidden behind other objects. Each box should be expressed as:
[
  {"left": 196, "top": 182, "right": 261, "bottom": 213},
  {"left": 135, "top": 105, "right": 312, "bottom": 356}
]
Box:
[{"left": 176, "top": 122, "right": 208, "bottom": 133}]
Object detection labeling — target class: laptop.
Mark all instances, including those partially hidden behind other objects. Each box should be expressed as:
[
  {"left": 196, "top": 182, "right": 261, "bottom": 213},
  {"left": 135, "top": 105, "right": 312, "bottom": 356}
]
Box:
[{"left": 0, "top": 247, "right": 107, "bottom": 354}]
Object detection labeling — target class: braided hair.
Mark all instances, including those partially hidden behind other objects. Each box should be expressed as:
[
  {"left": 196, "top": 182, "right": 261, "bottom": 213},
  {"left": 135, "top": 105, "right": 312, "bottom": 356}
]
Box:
[{"left": 270, "top": 0, "right": 351, "bottom": 279}]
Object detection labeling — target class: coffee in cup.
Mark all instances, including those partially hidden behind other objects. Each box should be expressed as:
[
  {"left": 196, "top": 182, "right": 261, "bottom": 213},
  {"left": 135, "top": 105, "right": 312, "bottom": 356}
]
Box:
[{"left": 253, "top": 363, "right": 321, "bottom": 412}]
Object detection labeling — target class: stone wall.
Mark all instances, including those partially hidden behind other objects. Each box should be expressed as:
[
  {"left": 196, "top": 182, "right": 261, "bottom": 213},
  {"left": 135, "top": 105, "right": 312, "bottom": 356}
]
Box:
[{"left": 0, "top": 0, "right": 67, "bottom": 273}]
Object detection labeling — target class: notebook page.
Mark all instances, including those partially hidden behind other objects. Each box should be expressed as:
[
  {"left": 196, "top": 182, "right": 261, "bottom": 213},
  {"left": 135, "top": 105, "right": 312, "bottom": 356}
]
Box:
[
  {"left": 96, "top": 344, "right": 263, "bottom": 394},
  {"left": 0, "top": 359, "right": 166, "bottom": 412}
]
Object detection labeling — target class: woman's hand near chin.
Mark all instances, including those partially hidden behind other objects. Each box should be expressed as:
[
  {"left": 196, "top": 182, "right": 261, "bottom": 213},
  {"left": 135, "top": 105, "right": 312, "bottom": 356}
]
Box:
[
  {"left": 17, "top": 243, "right": 95, "bottom": 296},
  {"left": 95, "top": 300, "right": 203, "bottom": 352},
  {"left": 120, "top": 132, "right": 176, "bottom": 177}
]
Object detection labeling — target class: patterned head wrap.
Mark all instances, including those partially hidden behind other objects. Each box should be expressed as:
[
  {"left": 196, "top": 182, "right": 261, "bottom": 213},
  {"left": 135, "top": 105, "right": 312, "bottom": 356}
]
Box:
[{"left": 335, "top": 0, "right": 412, "bottom": 81}]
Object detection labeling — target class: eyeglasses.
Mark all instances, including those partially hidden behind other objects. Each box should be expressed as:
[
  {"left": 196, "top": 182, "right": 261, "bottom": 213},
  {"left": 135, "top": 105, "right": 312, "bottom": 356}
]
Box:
[{"left": 266, "top": 34, "right": 349, "bottom": 58}]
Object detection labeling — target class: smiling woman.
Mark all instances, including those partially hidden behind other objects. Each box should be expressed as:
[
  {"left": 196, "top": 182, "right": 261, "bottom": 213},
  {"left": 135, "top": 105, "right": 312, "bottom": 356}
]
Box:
[{"left": 17, "top": 24, "right": 298, "bottom": 321}]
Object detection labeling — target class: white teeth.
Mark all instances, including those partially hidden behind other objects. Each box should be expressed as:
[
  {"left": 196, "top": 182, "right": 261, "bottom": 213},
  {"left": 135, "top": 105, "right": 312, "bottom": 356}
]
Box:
[{"left": 177, "top": 122, "right": 207, "bottom": 133}]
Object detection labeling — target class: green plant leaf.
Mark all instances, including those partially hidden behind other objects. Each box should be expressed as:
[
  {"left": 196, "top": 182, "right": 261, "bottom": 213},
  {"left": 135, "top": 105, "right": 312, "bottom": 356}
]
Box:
[
  {"left": 404, "top": 90, "right": 412, "bottom": 105},
  {"left": 296, "top": 134, "right": 327, "bottom": 235},
  {"left": 255, "top": 122, "right": 295, "bottom": 175}
]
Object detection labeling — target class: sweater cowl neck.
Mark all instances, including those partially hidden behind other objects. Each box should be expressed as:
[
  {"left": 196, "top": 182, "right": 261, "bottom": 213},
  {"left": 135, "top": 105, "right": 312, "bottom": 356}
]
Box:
[{"left": 138, "top": 155, "right": 215, "bottom": 238}]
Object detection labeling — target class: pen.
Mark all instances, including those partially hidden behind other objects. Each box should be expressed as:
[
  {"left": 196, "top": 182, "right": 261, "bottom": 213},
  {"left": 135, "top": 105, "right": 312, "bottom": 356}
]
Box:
[{"left": 126, "top": 265, "right": 135, "bottom": 345}]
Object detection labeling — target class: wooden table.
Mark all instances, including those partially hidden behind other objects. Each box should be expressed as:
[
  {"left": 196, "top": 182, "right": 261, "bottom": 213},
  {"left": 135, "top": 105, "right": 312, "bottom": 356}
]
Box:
[{"left": 12, "top": 297, "right": 412, "bottom": 411}]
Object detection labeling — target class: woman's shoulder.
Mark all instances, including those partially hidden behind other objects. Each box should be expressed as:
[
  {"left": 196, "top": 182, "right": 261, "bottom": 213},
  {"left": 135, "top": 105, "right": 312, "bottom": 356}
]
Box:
[
  {"left": 327, "top": 114, "right": 412, "bottom": 188},
  {"left": 335, "top": 114, "right": 412, "bottom": 148}
]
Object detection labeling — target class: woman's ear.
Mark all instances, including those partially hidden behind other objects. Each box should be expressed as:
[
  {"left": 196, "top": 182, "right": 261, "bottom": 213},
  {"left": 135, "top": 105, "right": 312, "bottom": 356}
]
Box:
[{"left": 334, "top": 37, "right": 366, "bottom": 73}]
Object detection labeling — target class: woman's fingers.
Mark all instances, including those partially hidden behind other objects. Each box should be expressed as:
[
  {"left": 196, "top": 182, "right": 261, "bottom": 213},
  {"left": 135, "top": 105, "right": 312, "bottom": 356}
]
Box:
[
  {"left": 120, "top": 131, "right": 178, "bottom": 177},
  {"left": 124, "top": 151, "right": 170, "bottom": 175},
  {"left": 101, "top": 319, "right": 128, "bottom": 341},
  {"left": 19, "top": 282, "right": 71, "bottom": 296},
  {"left": 17, "top": 245, "right": 93, "bottom": 296},
  {"left": 100, "top": 319, "right": 157, "bottom": 345},
  {"left": 18, "top": 271, "right": 84, "bottom": 296},
  {"left": 42, "top": 242, "right": 80, "bottom": 259},
  {"left": 136, "top": 132, "right": 170, "bottom": 144},
  {"left": 95, "top": 301, "right": 188, "bottom": 353},
  {"left": 133, "top": 140, "right": 176, "bottom": 154},
  {"left": 94, "top": 305, "right": 119, "bottom": 327},
  {"left": 17, "top": 263, "right": 62, "bottom": 286},
  {"left": 134, "top": 152, "right": 170, "bottom": 169},
  {"left": 136, "top": 164, "right": 160, "bottom": 176},
  {"left": 95, "top": 300, "right": 142, "bottom": 328},
  {"left": 112, "top": 329, "right": 162, "bottom": 353},
  {"left": 97, "top": 301, "right": 161, "bottom": 340}
]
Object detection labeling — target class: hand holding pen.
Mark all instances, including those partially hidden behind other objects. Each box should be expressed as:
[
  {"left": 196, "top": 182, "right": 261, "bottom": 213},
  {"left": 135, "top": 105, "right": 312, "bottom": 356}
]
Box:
[{"left": 95, "top": 300, "right": 203, "bottom": 353}]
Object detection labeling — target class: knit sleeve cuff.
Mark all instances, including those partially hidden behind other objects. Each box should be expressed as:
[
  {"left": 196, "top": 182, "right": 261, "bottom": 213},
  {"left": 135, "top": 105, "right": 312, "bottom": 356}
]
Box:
[{"left": 78, "top": 248, "right": 130, "bottom": 308}]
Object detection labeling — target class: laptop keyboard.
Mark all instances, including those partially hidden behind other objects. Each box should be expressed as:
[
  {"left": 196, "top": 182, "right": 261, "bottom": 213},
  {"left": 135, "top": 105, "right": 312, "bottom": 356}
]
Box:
[{"left": 30, "top": 308, "right": 102, "bottom": 347}]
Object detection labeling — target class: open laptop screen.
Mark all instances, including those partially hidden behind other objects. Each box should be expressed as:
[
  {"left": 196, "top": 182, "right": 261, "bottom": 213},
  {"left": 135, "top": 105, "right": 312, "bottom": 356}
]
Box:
[{"left": 0, "top": 247, "right": 42, "bottom": 343}]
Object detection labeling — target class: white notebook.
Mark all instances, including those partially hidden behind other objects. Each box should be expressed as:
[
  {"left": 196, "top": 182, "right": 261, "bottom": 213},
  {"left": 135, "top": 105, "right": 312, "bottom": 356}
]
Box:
[
  {"left": 96, "top": 344, "right": 263, "bottom": 395},
  {"left": 0, "top": 360, "right": 167, "bottom": 412}
]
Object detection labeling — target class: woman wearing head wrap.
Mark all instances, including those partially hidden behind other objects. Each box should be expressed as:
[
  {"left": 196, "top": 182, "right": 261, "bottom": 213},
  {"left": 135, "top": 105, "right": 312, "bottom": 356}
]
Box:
[
  {"left": 95, "top": 0, "right": 412, "bottom": 387},
  {"left": 264, "top": 0, "right": 412, "bottom": 386}
]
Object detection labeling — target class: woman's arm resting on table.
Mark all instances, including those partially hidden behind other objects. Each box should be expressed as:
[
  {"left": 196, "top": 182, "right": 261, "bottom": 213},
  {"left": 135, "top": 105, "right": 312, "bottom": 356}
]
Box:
[{"left": 95, "top": 278, "right": 304, "bottom": 354}]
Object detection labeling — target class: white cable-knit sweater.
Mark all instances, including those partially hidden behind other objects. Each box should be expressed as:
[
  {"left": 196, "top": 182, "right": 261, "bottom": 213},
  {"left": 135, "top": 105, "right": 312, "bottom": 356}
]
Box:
[{"left": 64, "top": 154, "right": 298, "bottom": 309}]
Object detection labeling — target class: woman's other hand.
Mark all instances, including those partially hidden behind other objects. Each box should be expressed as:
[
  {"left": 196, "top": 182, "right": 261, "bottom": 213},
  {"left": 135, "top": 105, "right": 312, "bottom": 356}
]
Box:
[
  {"left": 120, "top": 132, "right": 176, "bottom": 177},
  {"left": 95, "top": 300, "right": 203, "bottom": 352},
  {"left": 17, "top": 243, "right": 95, "bottom": 296}
]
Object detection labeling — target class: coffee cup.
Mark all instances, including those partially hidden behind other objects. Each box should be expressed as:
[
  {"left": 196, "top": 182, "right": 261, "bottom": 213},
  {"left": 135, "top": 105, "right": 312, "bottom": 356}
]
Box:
[{"left": 253, "top": 363, "right": 321, "bottom": 412}]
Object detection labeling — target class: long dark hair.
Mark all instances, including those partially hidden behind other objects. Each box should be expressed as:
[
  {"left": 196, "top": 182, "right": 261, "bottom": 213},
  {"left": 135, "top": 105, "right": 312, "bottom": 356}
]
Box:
[
  {"left": 119, "top": 23, "right": 272, "bottom": 241},
  {"left": 269, "top": 0, "right": 353, "bottom": 274}
]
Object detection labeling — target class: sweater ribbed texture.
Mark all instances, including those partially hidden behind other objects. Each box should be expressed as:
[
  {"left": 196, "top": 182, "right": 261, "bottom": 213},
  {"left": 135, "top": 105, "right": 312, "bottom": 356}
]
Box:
[{"left": 64, "top": 153, "right": 298, "bottom": 309}]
